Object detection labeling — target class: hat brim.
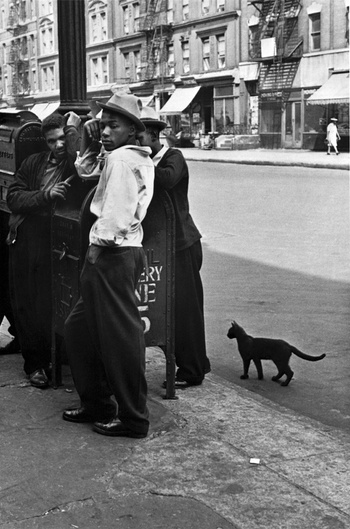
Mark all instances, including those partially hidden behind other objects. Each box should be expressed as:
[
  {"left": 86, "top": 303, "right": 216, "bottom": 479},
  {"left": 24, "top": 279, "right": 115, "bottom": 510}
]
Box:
[
  {"left": 141, "top": 118, "right": 168, "bottom": 131},
  {"left": 97, "top": 101, "right": 146, "bottom": 131}
]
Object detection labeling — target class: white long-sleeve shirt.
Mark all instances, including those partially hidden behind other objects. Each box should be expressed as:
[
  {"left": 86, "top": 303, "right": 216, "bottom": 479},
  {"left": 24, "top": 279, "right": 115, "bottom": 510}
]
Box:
[{"left": 89, "top": 144, "right": 154, "bottom": 247}]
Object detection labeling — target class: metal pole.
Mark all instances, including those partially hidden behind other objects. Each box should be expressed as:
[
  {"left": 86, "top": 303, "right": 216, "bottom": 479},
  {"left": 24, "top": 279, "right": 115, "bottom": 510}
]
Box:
[{"left": 57, "top": 0, "right": 90, "bottom": 117}]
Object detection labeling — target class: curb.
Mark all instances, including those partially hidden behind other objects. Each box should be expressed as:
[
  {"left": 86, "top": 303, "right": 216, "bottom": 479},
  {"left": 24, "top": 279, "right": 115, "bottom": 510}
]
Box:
[{"left": 183, "top": 156, "right": 349, "bottom": 171}]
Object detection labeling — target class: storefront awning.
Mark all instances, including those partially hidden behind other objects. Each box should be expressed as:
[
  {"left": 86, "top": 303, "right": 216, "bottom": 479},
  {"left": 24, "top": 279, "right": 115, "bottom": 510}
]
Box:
[
  {"left": 31, "top": 102, "right": 60, "bottom": 120},
  {"left": 138, "top": 95, "right": 155, "bottom": 107},
  {"left": 307, "top": 71, "right": 349, "bottom": 105},
  {"left": 159, "top": 86, "right": 201, "bottom": 115}
]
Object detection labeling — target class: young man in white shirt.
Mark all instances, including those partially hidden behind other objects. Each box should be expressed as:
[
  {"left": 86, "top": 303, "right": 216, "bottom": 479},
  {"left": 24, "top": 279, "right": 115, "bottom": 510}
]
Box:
[{"left": 63, "top": 94, "right": 154, "bottom": 438}]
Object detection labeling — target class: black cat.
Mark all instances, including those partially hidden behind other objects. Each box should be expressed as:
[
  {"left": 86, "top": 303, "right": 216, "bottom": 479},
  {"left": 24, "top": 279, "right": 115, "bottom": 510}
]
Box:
[{"left": 227, "top": 321, "right": 326, "bottom": 386}]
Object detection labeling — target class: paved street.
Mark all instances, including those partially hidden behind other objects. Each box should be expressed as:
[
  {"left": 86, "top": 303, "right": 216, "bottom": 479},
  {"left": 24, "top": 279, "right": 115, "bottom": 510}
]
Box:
[
  {"left": 0, "top": 152, "right": 349, "bottom": 528},
  {"left": 188, "top": 161, "right": 350, "bottom": 433}
]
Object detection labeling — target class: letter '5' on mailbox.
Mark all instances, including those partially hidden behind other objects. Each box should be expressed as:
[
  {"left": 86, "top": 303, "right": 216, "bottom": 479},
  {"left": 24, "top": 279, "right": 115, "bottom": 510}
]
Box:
[{"left": 0, "top": 109, "right": 47, "bottom": 214}]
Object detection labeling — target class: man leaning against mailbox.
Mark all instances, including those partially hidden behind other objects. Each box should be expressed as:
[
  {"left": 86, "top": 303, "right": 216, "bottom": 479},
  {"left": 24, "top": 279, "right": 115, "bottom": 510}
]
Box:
[{"left": 5, "top": 111, "right": 81, "bottom": 389}]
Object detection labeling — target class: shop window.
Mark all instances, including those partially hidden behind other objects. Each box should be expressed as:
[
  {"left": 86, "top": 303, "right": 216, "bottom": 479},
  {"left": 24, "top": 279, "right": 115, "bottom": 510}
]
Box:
[
  {"left": 182, "top": 40, "right": 190, "bottom": 74},
  {"left": 217, "top": 34, "right": 225, "bottom": 69},
  {"left": 214, "top": 96, "right": 234, "bottom": 134},
  {"left": 304, "top": 103, "right": 326, "bottom": 133},
  {"left": 260, "top": 103, "right": 281, "bottom": 133},
  {"left": 202, "top": 37, "right": 210, "bottom": 71},
  {"left": 309, "top": 12, "right": 321, "bottom": 50}
]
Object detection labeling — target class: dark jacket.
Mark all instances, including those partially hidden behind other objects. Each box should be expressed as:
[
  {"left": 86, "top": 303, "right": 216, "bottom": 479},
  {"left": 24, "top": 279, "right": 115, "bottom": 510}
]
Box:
[
  {"left": 6, "top": 150, "right": 76, "bottom": 244},
  {"left": 155, "top": 148, "right": 201, "bottom": 251}
]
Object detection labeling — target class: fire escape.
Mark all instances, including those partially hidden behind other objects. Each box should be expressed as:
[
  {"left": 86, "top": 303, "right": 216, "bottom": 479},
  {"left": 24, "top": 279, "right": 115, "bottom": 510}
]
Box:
[
  {"left": 6, "top": 1, "right": 30, "bottom": 104},
  {"left": 250, "top": 0, "right": 303, "bottom": 102},
  {"left": 140, "top": 0, "right": 173, "bottom": 96}
]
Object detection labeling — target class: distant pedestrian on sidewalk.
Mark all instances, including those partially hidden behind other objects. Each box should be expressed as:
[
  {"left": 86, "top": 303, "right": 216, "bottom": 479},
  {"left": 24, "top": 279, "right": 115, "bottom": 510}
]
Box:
[
  {"left": 137, "top": 107, "right": 211, "bottom": 389},
  {"left": 326, "top": 117, "right": 340, "bottom": 155}
]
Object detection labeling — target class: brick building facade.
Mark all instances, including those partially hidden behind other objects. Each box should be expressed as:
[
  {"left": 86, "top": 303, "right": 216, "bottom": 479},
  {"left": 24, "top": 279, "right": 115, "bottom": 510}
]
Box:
[{"left": 0, "top": 0, "right": 348, "bottom": 149}]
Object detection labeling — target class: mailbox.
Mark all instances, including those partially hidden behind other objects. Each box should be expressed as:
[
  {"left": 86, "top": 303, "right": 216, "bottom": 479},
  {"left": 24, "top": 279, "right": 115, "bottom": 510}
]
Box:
[{"left": 0, "top": 109, "right": 47, "bottom": 216}]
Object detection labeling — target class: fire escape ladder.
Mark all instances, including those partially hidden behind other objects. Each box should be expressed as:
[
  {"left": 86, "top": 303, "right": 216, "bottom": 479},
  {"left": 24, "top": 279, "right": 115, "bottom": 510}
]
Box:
[
  {"left": 5, "top": 0, "right": 30, "bottom": 99},
  {"left": 140, "top": 0, "right": 172, "bottom": 81}
]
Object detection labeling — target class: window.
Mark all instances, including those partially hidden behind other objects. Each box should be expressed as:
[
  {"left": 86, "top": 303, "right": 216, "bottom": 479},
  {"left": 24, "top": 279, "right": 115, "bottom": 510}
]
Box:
[
  {"left": 167, "top": 0, "right": 173, "bottom": 24},
  {"left": 134, "top": 50, "right": 141, "bottom": 80},
  {"left": 202, "top": 0, "right": 209, "bottom": 15},
  {"left": 182, "top": 40, "right": 190, "bottom": 73},
  {"left": 167, "top": 43, "right": 174, "bottom": 76},
  {"left": 202, "top": 37, "right": 210, "bottom": 71},
  {"left": 90, "top": 9, "right": 107, "bottom": 42},
  {"left": 123, "top": 52, "right": 130, "bottom": 80},
  {"left": 182, "top": 0, "right": 189, "bottom": 21},
  {"left": 217, "top": 0, "right": 225, "bottom": 12},
  {"left": 123, "top": 6, "right": 129, "bottom": 35},
  {"left": 249, "top": 23, "right": 259, "bottom": 57},
  {"left": 39, "top": 0, "right": 53, "bottom": 17},
  {"left": 41, "top": 26, "right": 54, "bottom": 55},
  {"left": 41, "top": 64, "right": 55, "bottom": 92},
  {"left": 217, "top": 34, "right": 225, "bottom": 69},
  {"left": 90, "top": 55, "right": 108, "bottom": 86},
  {"left": 32, "top": 68, "right": 37, "bottom": 92},
  {"left": 133, "top": 2, "right": 140, "bottom": 32},
  {"left": 309, "top": 13, "right": 321, "bottom": 50}
]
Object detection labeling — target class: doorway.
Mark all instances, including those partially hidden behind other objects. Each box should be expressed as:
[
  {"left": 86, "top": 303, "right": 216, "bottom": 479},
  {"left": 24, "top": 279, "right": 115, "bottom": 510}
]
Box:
[{"left": 283, "top": 101, "right": 302, "bottom": 148}]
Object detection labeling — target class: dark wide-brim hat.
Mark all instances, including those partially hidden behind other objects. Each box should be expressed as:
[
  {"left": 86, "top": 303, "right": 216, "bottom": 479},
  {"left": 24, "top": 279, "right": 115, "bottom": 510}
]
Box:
[
  {"left": 97, "top": 93, "right": 145, "bottom": 131},
  {"left": 140, "top": 106, "right": 167, "bottom": 131}
]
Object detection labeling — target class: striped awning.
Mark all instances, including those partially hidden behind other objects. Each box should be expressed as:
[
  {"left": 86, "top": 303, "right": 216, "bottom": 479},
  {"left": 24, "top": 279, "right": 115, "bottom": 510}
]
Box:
[
  {"left": 159, "top": 86, "right": 201, "bottom": 115},
  {"left": 307, "top": 71, "right": 349, "bottom": 105}
]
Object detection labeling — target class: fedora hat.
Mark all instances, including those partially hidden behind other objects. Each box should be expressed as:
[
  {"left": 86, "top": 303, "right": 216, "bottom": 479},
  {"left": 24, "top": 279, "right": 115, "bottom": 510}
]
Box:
[
  {"left": 330, "top": 117, "right": 338, "bottom": 121},
  {"left": 97, "top": 93, "right": 145, "bottom": 131},
  {"left": 140, "top": 106, "right": 167, "bottom": 131}
]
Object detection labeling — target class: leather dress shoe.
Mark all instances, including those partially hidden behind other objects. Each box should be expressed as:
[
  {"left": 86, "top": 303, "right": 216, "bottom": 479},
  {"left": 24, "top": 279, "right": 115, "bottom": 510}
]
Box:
[
  {"left": 93, "top": 418, "right": 147, "bottom": 438},
  {"left": 63, "top": 407, "right": 98, "bottom": 423},
  {"left": 162, "top": 377, "right": 202, "bottom": 389},
  {"left": 0, "top": 338, "right": 20, "bottom": 355},
  {"left": 28, "top": 368, "right": 49, "bottom": 388},
  {"left": 62, "top": 407, "right": 115, "bottom": 424}
]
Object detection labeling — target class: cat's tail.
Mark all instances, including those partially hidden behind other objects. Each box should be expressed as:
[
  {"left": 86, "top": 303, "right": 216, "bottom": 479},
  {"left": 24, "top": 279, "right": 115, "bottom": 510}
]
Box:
[{"left": 291, "top": 347, "right": 326, "bottom": 362}]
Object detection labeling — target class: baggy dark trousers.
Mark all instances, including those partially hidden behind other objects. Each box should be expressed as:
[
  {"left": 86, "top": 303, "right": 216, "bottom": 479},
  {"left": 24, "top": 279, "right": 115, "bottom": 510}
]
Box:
[
  {"left": 175, "top": 239, "right": 210, "bottom": 384},
  {"left": 64, "top": 245, "right": 149, "bottom": 434},
  {"left": 9, "top": 216, "right": 52, "bottom": 374}
]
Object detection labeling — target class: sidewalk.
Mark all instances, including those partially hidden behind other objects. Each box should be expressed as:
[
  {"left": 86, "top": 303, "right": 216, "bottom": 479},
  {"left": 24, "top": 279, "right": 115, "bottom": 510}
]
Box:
[
  {"left": 179, "top": 147, "right": 350, "bottom": 171},
  {"left": 1, "top": 325, "right": 349, "bottom": 529}
]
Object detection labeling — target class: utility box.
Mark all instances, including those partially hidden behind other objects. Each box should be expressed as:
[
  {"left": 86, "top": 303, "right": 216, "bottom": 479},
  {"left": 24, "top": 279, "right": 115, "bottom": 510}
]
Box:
[{"left": 0, "top": 109, "right": 46, "bottom": 214}]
